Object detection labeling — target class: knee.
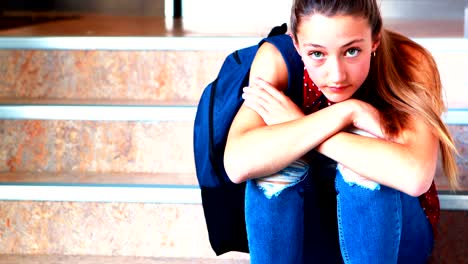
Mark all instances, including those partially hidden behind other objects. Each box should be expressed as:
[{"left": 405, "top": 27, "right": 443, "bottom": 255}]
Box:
[
  {"left": 256, "top": 159, "right": 309, "bottom": 199},
  {"left": 336, "top": 166, "right": 380, "bottom": 192}
]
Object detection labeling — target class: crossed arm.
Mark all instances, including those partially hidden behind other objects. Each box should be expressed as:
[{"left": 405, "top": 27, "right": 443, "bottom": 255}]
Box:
[{"left": 223, "top": 42, "right": 439, "bottom": 197}]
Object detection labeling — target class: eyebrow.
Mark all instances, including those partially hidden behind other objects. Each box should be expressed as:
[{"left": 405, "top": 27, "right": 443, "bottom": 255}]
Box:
[{"left": 304, "top": 39, "right": 365, "bottom": 49}]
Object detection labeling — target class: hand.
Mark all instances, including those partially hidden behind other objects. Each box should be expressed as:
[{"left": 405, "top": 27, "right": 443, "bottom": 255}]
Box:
[
  {"left": 349, "top": 99, "right": 385, "bottom": 139},
  {"left": 242, "top": 77, "right": 304, "bottom": 125}
]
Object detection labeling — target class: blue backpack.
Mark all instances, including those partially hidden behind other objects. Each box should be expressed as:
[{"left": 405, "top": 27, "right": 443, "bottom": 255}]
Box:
[{"left": 193, "top": 24, "right": 304, "bottom": 255}]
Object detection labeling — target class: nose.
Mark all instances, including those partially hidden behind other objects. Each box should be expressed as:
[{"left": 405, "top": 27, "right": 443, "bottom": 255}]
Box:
[{"left": 326, "top": 57, "right": 347, "bottom": 84}]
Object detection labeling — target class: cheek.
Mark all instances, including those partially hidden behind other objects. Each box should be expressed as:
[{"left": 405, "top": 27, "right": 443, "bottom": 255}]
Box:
[{"left": 349, "top": 60, "right": 371, "bottom": 85}]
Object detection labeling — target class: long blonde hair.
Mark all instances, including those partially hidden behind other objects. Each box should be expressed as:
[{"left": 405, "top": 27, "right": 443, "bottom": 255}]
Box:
[{"left": 291, "top": 0, "right": 459, "bottom": 189}]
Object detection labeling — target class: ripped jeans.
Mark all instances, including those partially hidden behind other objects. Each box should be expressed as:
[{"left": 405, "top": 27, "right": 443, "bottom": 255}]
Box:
[{"left": 245, "top": 160, "right": 434, "bottom": 264}]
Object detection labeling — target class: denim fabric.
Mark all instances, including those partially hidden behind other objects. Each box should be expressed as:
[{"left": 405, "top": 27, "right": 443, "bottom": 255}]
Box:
[
  {"left": 335, "top": 170, "right": 434, "bottom": 264},
  {"left": 255, "top": 159, "right": 310, "bottom": 199},
  {"left": 245, "top": 155, "right": 343, "bottom": 264},
  {"left": 245, "top": 156, "right": 434, "bottom": 264},
  {"left": 245, "top": 169, "right": 306, "bottom": 264}
]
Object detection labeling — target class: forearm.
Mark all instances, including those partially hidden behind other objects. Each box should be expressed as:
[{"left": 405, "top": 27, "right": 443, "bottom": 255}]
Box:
[
  {"left": 317, "top": 131, "right": 438, "bottom": 196},
  {"left": 224, "top": 100, "right": 354, "bottom": 183}
]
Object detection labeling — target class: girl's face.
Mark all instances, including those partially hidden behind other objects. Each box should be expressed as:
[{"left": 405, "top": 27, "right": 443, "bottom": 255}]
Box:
[{"left": 294, "top": 14, "right": 380, "bottom": 103}]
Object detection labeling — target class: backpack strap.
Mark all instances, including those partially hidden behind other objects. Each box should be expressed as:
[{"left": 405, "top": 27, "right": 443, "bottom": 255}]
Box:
[{"left": 260, "top": 34, "right": 304, "bottom": 105}]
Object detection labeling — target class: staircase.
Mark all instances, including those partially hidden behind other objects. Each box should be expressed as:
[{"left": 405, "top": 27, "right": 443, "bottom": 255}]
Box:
[{"left": 0, "top": 15, "right": 466, "bottom": 263}]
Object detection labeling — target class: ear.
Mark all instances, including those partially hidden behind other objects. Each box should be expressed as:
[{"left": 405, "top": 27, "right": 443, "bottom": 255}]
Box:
[
  {"left": 291, "top": 34, "right": 302, "bottom": 56},
  {"left": 372, "top": 32, "right": 382, "bottom": 52}
]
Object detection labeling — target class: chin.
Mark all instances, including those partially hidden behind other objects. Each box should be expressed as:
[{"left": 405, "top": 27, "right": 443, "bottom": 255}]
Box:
[{"left": 324, "top": 94, "right": 352, "bottom": 103}]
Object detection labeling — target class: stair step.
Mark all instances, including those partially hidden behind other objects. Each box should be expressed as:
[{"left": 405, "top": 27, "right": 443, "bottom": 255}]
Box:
[
  {"left": 0, "top": 184, "right": 201, "bottom": 204},
  {"left": 0, "top": 255, "right": 250, "bottom": 264},
  {"left": 0, "top": 38, "right": 466, "bottom": 107},
  {"left": 0, "top": 199, "right": 464, "bottom": 260},
  {"left": 0, "top": 201, "right": 222, "bottom": 257},
  {"left": 1, "top": 119, "right": 467, "bottom": 189},
  {"left": 0, "top": 172, "right": 197, "bottom": 186},
  {"left": 0, "top": 48, "right": 230, "bottom": 105},
  {"left": 0, "top": 105, "right": 196, "bottom": 121},
  {"left": 0, "top": 184, "right": 465, "bottom": 209},
  {"left": 0, "top": 119, "right": 195, "bottom": 177}
]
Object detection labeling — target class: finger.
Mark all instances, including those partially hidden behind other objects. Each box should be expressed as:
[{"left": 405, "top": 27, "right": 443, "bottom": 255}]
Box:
[
  {"left": 242, "top": 91, "right": 269, "bottom": 112},
  {"left": 242, "top": 87, "right": 271, "bottom": 105},
  {"left": 243, "top": 86, "right": 277, "bottom": 106},
  {"left": 252, "top": 78, "right": 287, "bottom": 102},
  {"left": 242, "top": 97, "right": 269, "bottom": 122}
]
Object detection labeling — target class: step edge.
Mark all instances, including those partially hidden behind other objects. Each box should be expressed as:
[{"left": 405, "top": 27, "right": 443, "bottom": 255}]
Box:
[
  {"left": 0, "top": 36, "right": 466, "bottom": 52},
  {"left": 0, "top": 105, "right": 197, "bottom": 121},
  {"left": 0, "top": 171, "right": 198, "bottom": 185},
  {"left": 1, "top": 105, "right": 467, "bottom": 124},
  {"left": 0, "top": 184, "right": 202, "bottom": 204},
  {"left": 0, "top": 183, "right": 466, "bottom": 210},
  {"left": 0, "top": 36, "right": 262, "bottom": 51}
]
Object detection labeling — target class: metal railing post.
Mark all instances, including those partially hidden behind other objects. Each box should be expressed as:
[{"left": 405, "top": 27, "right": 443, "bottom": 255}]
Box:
[{"left": 173, "top": 0, "right": 182, "bottom": 18}]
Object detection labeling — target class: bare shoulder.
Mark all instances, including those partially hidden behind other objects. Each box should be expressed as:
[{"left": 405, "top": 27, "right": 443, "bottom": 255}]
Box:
[{"left": 250, "top": 41, "right": 290, "bottom": 92}]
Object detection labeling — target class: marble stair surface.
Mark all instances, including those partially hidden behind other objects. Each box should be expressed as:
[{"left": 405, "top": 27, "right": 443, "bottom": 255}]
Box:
[
  {"left": 0, "top": 15, "right": 252, "bottom": 262},
  {"left": 0, "top": 15, "right": 466, "bottom": 263},
  {"left": 0, "top": 255, "right": 249, "bottom": 264}
]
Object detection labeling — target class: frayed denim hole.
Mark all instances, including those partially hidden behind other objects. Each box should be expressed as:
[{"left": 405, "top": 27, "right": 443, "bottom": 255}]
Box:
[
  {"left": 255, "top": 159, "right": 310, "bottom": 199},
  {"left": 337, "top": 166, "right": 380, "bottom": 191},
  {"left": 344, "top": 180, "right": 381, "bottom": 191},
  {"left": 256, "top": 170, "right": 308, "bottom": 199}
]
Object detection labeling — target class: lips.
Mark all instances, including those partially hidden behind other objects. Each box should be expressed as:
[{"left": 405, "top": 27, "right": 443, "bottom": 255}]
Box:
[{"left": 326, "top": 85, "right": 351, "bottom": 92}]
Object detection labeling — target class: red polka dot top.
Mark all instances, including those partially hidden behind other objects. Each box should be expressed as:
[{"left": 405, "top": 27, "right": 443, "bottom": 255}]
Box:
[{"left": 302, "top": 68, "right": 440, "bottom": 237}]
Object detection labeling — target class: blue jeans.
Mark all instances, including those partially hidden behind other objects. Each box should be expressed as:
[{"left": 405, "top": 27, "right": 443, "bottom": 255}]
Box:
[
  {"left": 245, "top": 161, "right": 434, "bottom": 264},
  {"left": 245, "top": 156, "right": 343, "bottom": 263},
  {"left": 335, "top": 170, "right": 434, "bottom": 264}
]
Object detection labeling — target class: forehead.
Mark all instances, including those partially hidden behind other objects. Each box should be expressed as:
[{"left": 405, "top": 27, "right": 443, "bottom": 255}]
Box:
[{"left": 297, "top": 14, "right": 372, "bottom": 48}]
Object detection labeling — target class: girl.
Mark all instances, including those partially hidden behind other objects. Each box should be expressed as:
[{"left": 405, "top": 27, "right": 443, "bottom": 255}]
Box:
[{"left": 223, "top": 0, "right": 459, "bottom": 263}]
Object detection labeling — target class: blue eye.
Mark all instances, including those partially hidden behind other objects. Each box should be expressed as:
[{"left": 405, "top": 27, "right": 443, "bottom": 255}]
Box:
[
  {"left": 310, "top": 51, "right": 324, "bottom": 59},
  {"left": 345, "top": 48, "right": 361, "bottom": 57}
]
